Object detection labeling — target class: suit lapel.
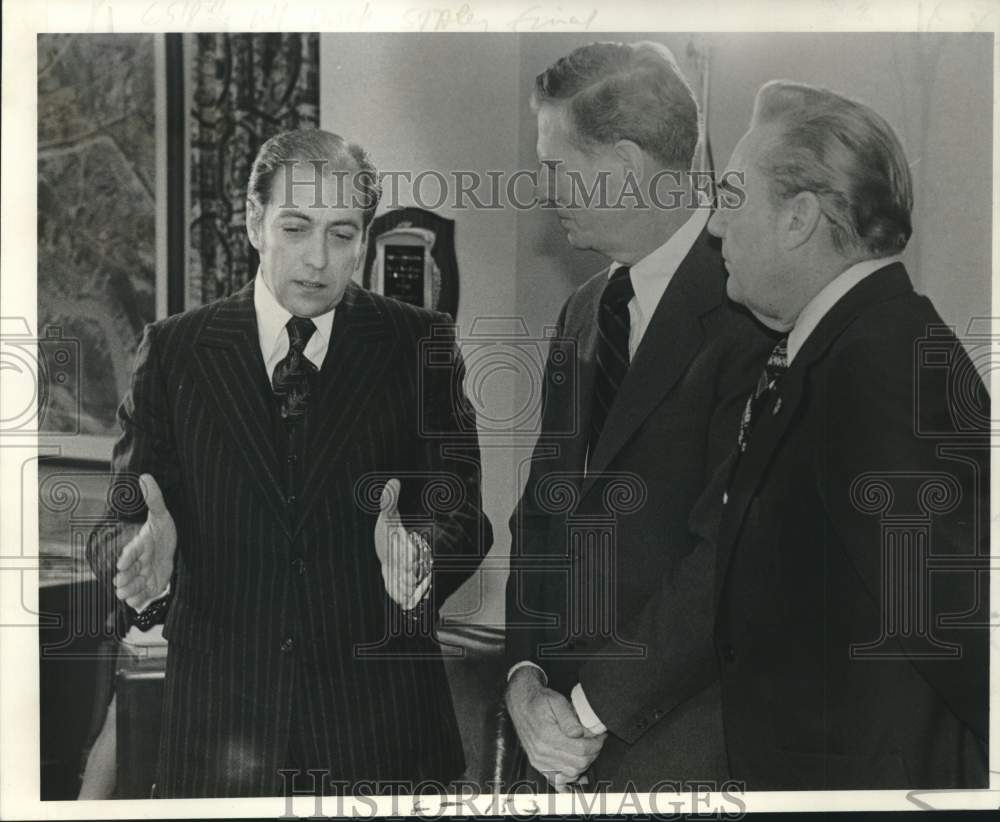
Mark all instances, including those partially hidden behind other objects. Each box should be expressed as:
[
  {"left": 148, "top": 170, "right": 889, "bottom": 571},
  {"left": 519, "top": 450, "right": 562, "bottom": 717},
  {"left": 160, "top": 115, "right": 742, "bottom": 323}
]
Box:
[
  {"left": 294, "top": 282, "right": 397, "bottom": 535},
  {"left": 582, "top": 229, "right": 725, "bottom": 494},
  {"left": 190, "top": 281, "right": 292, "bottom": 535},
  {"left": 561, "top": 278, "right": 602, "bottom": 480},
  {"left": 714, "top": 263, "right": 916, "bottom": 592}
]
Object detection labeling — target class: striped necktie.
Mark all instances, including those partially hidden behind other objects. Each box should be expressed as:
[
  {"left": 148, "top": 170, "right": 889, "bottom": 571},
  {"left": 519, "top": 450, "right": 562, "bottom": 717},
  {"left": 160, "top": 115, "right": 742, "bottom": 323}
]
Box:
[
  {"left": 271, "top": 316, "right": 318, "bottom": 421},
  {"left": 737, "top": 336, "right": 789, "bottom": 453},
  {"left": 590, "top": 266, "right": 634, "bottom": 453}
]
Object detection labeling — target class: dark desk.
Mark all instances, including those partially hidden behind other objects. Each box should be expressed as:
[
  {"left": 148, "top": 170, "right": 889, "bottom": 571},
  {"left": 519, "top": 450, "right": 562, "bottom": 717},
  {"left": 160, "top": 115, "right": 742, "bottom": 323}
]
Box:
[
  {"left": 39, "top": 577, "right": 114, "bottom": 800},
  {"left": 115, "top": 644, "right": 166, "bottom": 799}
]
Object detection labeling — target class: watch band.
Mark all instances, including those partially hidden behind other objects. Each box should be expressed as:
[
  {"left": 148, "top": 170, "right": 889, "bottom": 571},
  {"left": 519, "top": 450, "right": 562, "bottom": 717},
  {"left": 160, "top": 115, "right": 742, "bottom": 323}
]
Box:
[{"left": 130, "top": 592, "right": 171, "bottom": 631}]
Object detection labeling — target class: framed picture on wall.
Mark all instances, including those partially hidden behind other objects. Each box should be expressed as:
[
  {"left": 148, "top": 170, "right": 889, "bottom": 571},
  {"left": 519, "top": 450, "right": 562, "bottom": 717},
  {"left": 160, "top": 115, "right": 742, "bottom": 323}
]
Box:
[
  {"left": 36, "top": 33, "right": 170, "bottom": 463},
  {"left": 34, "top": 32, "right": 322, "bottom": 463}
]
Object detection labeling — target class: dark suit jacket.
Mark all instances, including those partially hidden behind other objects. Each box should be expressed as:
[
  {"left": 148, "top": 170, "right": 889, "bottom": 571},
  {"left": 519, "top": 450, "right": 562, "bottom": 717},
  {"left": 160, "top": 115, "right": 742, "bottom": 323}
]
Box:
[
  {"left": 693, "top": 262, "right": 989, "bottom": 789},
  {"left": 88, "top": 280, "right": 492, "bottom": 797},
  {"left": 505, "top": 229, "right": 775, "bottom": 789}
]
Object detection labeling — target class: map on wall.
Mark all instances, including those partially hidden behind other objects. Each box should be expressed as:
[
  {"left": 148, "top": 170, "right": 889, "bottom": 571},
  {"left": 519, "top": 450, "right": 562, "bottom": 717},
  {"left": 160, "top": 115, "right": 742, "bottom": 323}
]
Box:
[{"left": 37, "top": 33, "right": 158, "bottom": 442}]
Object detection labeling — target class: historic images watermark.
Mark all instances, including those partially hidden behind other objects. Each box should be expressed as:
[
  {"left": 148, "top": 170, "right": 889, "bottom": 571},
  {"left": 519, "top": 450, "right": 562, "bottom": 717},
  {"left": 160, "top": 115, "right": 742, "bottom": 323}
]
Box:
[
  {"left": 16, "top": 313, "right": 997, "bottom": 671},
  {"left": 276, "top": 773, "right": 748, "bottom": 819},
  {"left": 273, "top": 159, "right": 746, "bottom": 214},
  {"left": 844, "top": 321, "right": 995, "bottom": 660}
]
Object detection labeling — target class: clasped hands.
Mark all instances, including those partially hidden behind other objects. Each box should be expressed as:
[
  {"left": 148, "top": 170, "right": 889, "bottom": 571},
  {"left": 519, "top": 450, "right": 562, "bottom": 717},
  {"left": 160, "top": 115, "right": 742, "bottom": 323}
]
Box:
[
  {"left": 114, "top": 474, "right": 431, "bottom": 612},
  {"left": 505, "top": 666, "right": 607, "bottom": 791}
]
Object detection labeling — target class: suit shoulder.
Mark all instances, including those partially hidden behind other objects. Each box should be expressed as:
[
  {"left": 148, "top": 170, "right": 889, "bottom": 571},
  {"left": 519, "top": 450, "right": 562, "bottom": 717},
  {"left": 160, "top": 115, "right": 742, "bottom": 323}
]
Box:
[
  {"left": 814, "top": 291, "right": 957, "bottom": 410},
  {"left": 145, "top": 295, "right": 228, "bottom": 348},
  {"left": 835, "top": 290, "right": 946, "bottom": 361},
  {"left": 574, "top": 268, "right": 610, "bottom": 301},
  {"left": 366, "top": 289, "right": 454, "bottom": 340},
  {"left": 557, "top": 267, "right": 608, "bottom": 325}
]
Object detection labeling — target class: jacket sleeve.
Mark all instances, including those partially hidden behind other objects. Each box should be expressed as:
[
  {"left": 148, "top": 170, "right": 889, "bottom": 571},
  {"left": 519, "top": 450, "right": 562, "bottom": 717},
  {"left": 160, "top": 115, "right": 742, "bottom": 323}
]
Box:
[
  {"left": 87, "top": 322, "right": 181, "bottom": 629},
  {"left": 819, "top": 329, "right": 989, "bottom": 743},
  {"left": 412, "top": 315, "right": 494, "bottom": 607},
  {"left": 576, "top": 310, "right": 771, "bottom": 743},
  {"left": 505, "top": 301, "right": 572, "bottom": 670}
]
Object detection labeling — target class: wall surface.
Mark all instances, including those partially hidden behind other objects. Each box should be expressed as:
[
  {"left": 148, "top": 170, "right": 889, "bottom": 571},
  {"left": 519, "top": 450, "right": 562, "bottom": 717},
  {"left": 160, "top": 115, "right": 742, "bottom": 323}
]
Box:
[
  {"left": 321, "top": 32, "right": 993, "bottom": 626},
  {"left": 321, "top": 34, "right": 523, "bottom": 624}
]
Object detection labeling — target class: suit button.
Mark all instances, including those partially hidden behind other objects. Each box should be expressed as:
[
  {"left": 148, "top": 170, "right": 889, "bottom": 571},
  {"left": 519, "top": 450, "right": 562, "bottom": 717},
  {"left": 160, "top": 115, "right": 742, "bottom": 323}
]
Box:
[
  {"left": 287, "top": 494, "right": 297, "bottom": 504},
  {"left": 292, "top": 557, "right": 306, "bottom": 576},
  {"left": 287, "top": 454, "right": 298, "bottom": 464},
  {"left": 725, "top": 645, "right": 736, "bottom": 663},
  {"left": 280, "top": 637, "right": 295, "bottom": 653}
]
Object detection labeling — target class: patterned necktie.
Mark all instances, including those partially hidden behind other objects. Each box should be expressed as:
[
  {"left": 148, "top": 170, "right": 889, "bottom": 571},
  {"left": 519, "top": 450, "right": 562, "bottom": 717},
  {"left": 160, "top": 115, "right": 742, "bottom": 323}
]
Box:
[
  {"left": 737, "top": 336, "right": 789, "bottom": 453},
  {"left": 590, "top": 266, "right": 634, "bottom": 452},
  {"left": 271, "top": 316, "right": 318, "bottom": 421}
]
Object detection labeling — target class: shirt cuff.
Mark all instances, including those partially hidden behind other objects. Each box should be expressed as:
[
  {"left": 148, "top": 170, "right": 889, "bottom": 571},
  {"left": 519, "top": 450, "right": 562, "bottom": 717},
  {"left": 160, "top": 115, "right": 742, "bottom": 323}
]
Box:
[
  {"left": 134, "top": 582, "right": 171, "bottom": 615},
  {"left": 507, "top": 660, "right": 548, "bottom": 685},
  {"left": 571, "top": 682, "right": 607, "bottom": 734}
]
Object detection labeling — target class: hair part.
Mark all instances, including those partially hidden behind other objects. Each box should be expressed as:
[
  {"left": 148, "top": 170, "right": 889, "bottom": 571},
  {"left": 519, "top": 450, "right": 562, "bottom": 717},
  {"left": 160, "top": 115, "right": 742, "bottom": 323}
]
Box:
[
  {"left": 247, "top": 128, "right": 382, "bottom": 231},
  {"left": 751, "top": 80, "right": 913, "bottom": 258},
  {"left": 532, "top": 41, "right": 700, "bottom": 170}
]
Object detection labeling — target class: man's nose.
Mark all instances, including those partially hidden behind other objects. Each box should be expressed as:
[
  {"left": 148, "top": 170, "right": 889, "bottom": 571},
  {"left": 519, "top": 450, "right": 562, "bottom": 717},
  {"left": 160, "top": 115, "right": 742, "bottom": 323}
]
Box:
[
  {"left": 536, "top": 164, "right": 565, "bottom": 208},
  {"left": 707, "top": 208, "right": 726, "bottom": 238},
  {"left": 534, "top": 176, "right": 556, "bottom": 208},
  {"left": 304, "top": 233, "right": 327, "bottom": 269}
]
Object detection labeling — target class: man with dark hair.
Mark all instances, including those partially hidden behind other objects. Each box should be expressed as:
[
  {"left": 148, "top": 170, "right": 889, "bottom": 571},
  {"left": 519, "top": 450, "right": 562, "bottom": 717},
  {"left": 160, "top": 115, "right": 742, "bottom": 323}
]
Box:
[
  {"left": 504, "top": 41, "right": 774, "bottom": 791},
  {"left": 696, "top": 81, "right": 988, "bottom": 788},
  {"left": 88, "top": 128, "right": 492, "bottom": 796}
]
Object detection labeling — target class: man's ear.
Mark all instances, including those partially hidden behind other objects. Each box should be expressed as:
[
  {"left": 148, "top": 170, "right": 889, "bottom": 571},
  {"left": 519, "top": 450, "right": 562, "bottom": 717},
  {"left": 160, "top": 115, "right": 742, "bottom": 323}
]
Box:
[
  {"left": 613, "top": 139, "right": 646, "bottom": 182},
  {"left": 781, "top": 191, "right": 823, "bottom": 250},
  {"left": 246, "top": 199, "right": 263, "bottom": 250}
]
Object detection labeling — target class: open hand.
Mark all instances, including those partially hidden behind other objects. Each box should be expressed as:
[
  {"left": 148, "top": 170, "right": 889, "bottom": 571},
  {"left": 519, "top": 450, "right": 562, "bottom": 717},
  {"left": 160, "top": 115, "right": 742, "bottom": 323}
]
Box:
[
  {"left": 114, "top": 474, "right": 176, "bottom": 609},
  {"left": 374, "top": 478, "right": 432, "bottom": 610}
]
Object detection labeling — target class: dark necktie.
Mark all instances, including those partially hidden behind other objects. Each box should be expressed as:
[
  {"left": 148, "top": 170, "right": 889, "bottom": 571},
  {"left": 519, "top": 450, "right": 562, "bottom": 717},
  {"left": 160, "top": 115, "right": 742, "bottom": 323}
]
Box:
[
  {"left": 271, "top": 316, "right": 318, "bottom": 421},
  {"left": 590, "top": 266, "right": 634, "bottom": 452},
  {"left": 737, "top": 336, "right": 789, "bottom": 453}
]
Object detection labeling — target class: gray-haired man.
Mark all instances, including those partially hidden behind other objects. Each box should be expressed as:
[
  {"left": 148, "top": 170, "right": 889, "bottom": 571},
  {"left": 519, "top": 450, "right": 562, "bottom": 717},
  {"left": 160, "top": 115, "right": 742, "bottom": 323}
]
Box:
[{"left": 504, "top": 42, "right": 773, "bottom": 791}]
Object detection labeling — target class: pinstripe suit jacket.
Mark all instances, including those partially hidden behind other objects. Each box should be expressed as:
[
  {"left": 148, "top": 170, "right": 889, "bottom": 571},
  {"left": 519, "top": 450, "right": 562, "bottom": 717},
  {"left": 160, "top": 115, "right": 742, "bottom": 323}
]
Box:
[{"left": 88, "top": 280, "right": 492, "bottom": 797}]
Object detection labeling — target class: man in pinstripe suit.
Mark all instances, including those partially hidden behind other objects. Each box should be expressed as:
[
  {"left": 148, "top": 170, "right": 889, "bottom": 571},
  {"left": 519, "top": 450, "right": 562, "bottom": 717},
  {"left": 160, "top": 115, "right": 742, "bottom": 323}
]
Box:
[{"left": 88, "top": 129, "right": 492, "bottom": 797}]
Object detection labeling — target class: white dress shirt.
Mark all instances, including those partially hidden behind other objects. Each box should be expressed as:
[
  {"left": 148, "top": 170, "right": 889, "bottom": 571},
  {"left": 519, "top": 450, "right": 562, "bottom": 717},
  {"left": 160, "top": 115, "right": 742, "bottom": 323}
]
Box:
[
  {"left": 254, "top": 271, "right": 336, "bottom": 373},
  {"left": 787, "top": 255, "right": 901, "bottom": 363},
  {"left": 612, "top": 207, "right": 711, "bottom": 358},
  {"left": 510, "top": 208, "right": 711, "bottom": 735}
]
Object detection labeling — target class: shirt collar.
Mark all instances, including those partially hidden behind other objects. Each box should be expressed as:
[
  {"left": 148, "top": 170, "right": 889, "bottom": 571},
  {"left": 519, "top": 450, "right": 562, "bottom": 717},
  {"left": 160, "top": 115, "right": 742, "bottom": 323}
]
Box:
[
  {"left": 609, "top": 208, "right": 710, "bottom": 312},
  {"left": 253, "top": 271, "right": 336, "bottom": 361},
  {"left": 787, "top": 255, "right": 901, "bottom": 363}
]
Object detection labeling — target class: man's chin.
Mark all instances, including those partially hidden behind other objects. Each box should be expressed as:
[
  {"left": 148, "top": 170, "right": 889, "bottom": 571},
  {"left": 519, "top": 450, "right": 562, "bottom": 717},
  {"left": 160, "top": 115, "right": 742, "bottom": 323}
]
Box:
[
  {"left": 724, "top": 276, "right": 743, "bottom": 303},
  {"left": 284, "top": 288, "right": 344, "bottom": 318},
  {"left": 725, "top": 280, "right": 782, "bottom": 330},
  {"left": 742, "top": 300, "right": 793, "bottom": 334},
  {"left": 563, "top": 230, "right": 591, "bottom": 251}
]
